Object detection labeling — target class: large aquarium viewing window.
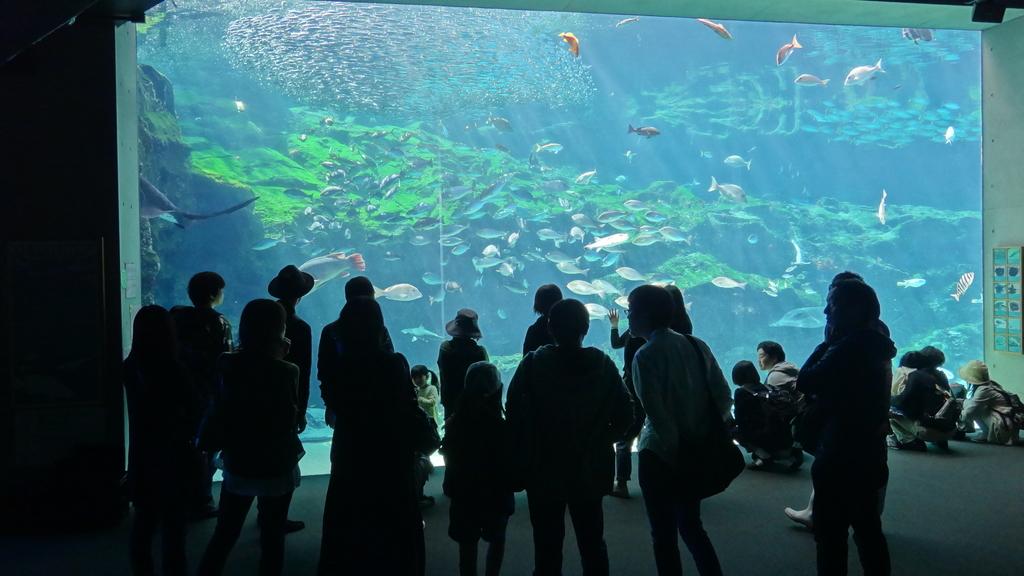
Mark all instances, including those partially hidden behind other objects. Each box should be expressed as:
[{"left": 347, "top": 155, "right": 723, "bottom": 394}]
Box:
[{"left": 136, "top": 1, "right": 983, "bottom": 475}]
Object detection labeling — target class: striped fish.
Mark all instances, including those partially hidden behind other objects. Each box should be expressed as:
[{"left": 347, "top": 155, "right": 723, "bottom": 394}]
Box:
[{"left": 951, "top": 272, "right": 975, "bottom": 302}]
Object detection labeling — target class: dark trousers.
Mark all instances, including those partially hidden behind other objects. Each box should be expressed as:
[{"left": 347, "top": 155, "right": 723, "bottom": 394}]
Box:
[
  {"left": 526, "top": 491, "right": 609, "bottom": 576},
  {"left": 812, "top": 475, "right": 891, "bottom": 576},
  {"left": 131, "top": 497, "right": 187, "bottom": 576},
  {"left": 638, "top": 450, "right": 723, "bottom": 576},
  {"left": 188, "top": 447, "right": 216, "bottom": 511},
  {"left": 615, "top": 404, "right": 646, "bottom": 482},
  {"left": 198, "top": 487, "right": 294, "bottom": 576}
]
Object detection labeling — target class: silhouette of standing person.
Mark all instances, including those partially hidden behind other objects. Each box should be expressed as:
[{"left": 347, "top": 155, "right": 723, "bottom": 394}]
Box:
[
  {"left": 124, "top": 305, "right": 194, "bottom": 576},
  {"left": 628, "top": 285, "right": 731, "bottom": 576},
  {"left": 197, "top": 300, "right": 303, "bottom": 576},
  {"left": 439, "top": 309, "right": 489, "bottom": 416},
  {"left": 797, "top": 279, "right": 894, "bottom": 575},
  {"left": 523, "top": 284, "right": 563, "bottom": 355},
  {"left": 316, "top": 275, "right": 396, "bottom": 430},
  {"left": 506, "top": 298, "right": 633, "bottom": 576},
  {"left": 171, "top": 271, "right": 233, "bottom": 520},
  {"left": 441, "top": 361, "right": 514, "bottom": 576},
  {"left": 318, "top": 298, "right": 438, "bottom": 576},
  {"left": 268, "top": 265, "right": 316, "bottom": 534},
  {"left": 607, "top": 307, "right": 645, "bottom": 499}
]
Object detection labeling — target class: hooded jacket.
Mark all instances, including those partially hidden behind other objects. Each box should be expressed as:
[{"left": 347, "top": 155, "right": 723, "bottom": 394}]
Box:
[
  {"left": 506, "top": 345, "right": 633, "bottom": 499},
  {"left": 798, "top": 328, "right": 896, "bottom": 487},
  {"left": 764, "top": 361, "right": 799, "bottom": 392}
]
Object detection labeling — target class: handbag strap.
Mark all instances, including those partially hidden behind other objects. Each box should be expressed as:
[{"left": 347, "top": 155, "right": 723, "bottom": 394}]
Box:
[{"left": 682, "top": 334, "right": 728, "bottom": 433}]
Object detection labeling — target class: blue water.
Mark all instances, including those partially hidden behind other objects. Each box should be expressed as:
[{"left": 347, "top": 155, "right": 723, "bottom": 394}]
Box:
[{"left": 138, "top": 2, "right": 983, "bottom": 462}]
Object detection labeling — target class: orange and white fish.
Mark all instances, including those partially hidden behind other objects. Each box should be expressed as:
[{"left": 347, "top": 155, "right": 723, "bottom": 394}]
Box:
[
  {"left": 776, "top": 34, "right": 802, "bottom": 66},
  {"left": 877, "top": 189, "right": 887, "bottom": 225},
  {"left": 951, "top": 272, "right": 975, "bottom": 302},
  {"left": 300, "top": 252, "right": 366, "bottom": 293},
  {"left": 559, "top": 32, "right": 580, "bottom": 57},
  {"left": 696, "top": 18, "right": 732, "bottom": 40},
  {"left": 794, "top": 74, "right": 830, "bottom": 87}
]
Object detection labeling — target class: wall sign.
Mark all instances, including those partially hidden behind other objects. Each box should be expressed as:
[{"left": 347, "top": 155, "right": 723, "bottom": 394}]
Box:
[{"left": 993, "top": 247, "right": 1022, "bottom": 353}]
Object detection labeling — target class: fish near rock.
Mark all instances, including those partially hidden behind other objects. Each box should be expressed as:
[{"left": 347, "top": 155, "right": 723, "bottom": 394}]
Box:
[
  {"left": 711, "top": 276, "right": 746, "bottom": 289},
  {"left": 575, "top": 169, "right": 597, "bottom": 185},
  {"left": 708, "top": 176, "right": 746, "bottom": 203}
]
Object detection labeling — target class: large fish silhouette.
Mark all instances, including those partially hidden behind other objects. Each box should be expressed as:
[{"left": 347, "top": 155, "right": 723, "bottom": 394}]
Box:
[{"left": 139, "top": 176, "right": 256, "bottom": 228}]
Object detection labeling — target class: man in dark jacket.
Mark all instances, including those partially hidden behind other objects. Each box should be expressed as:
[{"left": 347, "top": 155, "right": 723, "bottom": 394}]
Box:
[
  {"left": 506, "top": 299, "right": 633, "bottom": 576},
  {"left": 797, "top": 279, "right": 894, "bottom": 576},
  {"left": 171, "top": 271, "right": 233, "bottom": 519}
]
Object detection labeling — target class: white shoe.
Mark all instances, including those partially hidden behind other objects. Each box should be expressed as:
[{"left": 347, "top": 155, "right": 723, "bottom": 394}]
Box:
[{"left": 784, "top": 507, "right": 813, "bottom": 530}]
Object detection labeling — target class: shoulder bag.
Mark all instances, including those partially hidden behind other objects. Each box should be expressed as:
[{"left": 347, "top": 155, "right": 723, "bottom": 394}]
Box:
[{"left": 681, "top": 335, "right": 745, "bottom": 499}]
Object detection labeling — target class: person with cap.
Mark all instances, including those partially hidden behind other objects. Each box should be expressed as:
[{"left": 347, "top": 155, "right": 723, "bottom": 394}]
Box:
[
  {"left": 267, "top": 265, "right": 315, "bottom": 534},
  {"left": 440, "top": 361, "right": 514, "bottom": 576},
  {"left": 959, "top": 360, "right": 1022, "bottom": 445},
  {"left": 438, "top": 308, "right": 490, "bottom": 417}
]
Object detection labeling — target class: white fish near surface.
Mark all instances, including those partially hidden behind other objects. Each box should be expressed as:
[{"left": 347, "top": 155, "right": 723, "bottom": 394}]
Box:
[
  {"left": 877, "top": 189, "right": 888, "bottom": 225},
  {"left": 724, "top": 155, "right": 752, "bottom": 170},
  {"left": 944, "top": 126, "right": 955, "bottom": 144},
  {"left": 556, "top": 261, "right": 589, "bottom": 275},
  {"left": 950, "top": 272, "right": 975, "bottom": 302},
  {"left": 585, "top": 303, "right": 610, "bottom": 320},
  {"left": 378, "top": 283, "right": 423, "bottom": 302},
  {"left": 844, "top": 59, "right": 884, "bottom": 86},
  {"left": 708, "top": 176, "right": 746, "bottom": 202},
  {"left": 482, "top": 244, "right": 501, "bottom": 257},
  {"left": 897, "top": 278, "right": 927, "bottom": 288},
  {"left": 234, "top": 100, "right": 246, "bottom": 112},
  {"left": 585, "top": 232, "right": 630, "bottom": 251},
  {"left": 711, "top": 276, "right": 747, "bottom": 289},
  {"left": 567, "top": 280, "right": 605, "bottom": 297},
  {"left": 615, "top": 295, "right": 630, "bottom": 309},
  {"left": 616, "top": 267, "right": 648, "bottom": 281},
  {"left": 615, "top": 17, "right": 640, "bottom": 27},
  {"left": 794, "top": 74, "right": 830, "bottom": 87},
  {"left": 575, "top": 169, "right": 597, "bottom": 185}
]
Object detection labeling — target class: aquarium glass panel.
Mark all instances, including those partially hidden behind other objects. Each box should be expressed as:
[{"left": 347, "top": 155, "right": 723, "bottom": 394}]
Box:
[{"left": 137, "top": 1, "right": 983, "bottom": 475}]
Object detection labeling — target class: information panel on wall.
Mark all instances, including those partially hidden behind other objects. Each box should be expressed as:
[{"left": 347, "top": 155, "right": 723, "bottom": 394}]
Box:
[{"left": 992, "top": 247, "right": 1022, "bottom": 354}]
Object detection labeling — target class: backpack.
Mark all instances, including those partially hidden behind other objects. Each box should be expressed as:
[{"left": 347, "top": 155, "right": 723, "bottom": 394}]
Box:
[
  {"left": 993, "top": 385, "right": 1024, "bottom": 429},
  {"left": 756, "top": 387, "right": 804, "bottom": 422}
]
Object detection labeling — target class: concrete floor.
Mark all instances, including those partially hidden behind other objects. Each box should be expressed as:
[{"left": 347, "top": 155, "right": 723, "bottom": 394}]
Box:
[{"left": 2, "top": 441, "right": 1022, "bottom": 575}]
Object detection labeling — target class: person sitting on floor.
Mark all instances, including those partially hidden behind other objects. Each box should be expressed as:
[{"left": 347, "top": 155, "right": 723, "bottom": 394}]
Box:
[
  {"left": 732, "top": 361, "right": 802, "bottom": 471},
  {"left": 959, "top": 360, "right": 1022, "bottom": 446},
  {"left": 756, "top": 341, "right": 799, "bottom": 393},
  {"left": 888, "top": 346, "right": 958, "bottom": 451}
]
